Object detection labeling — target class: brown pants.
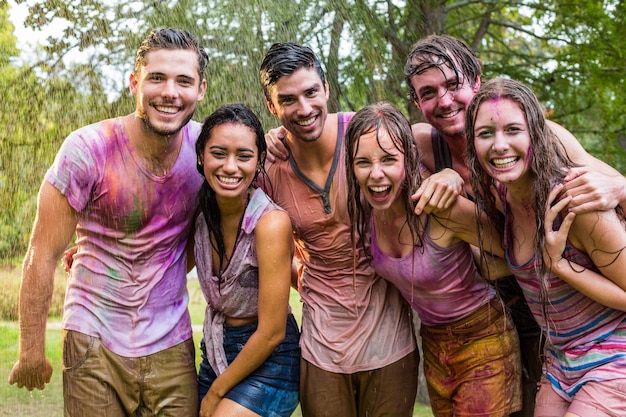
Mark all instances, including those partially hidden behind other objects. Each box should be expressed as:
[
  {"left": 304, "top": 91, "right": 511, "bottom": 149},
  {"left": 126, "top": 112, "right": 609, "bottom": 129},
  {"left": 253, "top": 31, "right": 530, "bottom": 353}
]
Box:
[
  {"left": 299, "top": 350, "right": 419, "bottom": 417},
  {"left": 62, "top": 330, "right": 198, "bottom": 417}
]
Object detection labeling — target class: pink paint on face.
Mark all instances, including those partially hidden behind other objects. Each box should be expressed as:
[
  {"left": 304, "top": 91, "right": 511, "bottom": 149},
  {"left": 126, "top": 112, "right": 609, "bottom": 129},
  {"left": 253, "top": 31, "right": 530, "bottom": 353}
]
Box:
[
  {"left": 409, "top": 62, "right": 480, "bottom": 139},
  {"left": 472, "top": 97, "right": 532, "bottom": 189}
]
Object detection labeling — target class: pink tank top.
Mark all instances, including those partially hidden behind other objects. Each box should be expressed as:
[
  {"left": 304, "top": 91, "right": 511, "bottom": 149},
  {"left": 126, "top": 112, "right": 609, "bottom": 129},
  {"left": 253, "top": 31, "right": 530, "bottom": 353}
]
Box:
[{"left": 371, "top": 216, "right": 494, "bottom": 326}]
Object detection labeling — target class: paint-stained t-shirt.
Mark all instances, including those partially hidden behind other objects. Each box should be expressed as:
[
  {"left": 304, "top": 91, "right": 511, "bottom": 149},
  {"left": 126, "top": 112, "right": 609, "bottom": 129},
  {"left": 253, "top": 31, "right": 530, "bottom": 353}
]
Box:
[
  {"left": 46, "top": 117, "right": 203, "bottom": 357},
  {"left": 264, "top": 112, "right": 416, "bottom": 373}
]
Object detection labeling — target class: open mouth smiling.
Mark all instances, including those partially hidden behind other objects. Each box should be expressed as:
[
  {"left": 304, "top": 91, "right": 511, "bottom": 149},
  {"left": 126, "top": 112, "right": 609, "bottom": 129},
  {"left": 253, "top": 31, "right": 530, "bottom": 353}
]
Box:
[
  {"left": 217, "top": 176, "right": 242, "bottom": 185},
  {"left": 491, "top": 156, "right": 519, "bottom": 168}
]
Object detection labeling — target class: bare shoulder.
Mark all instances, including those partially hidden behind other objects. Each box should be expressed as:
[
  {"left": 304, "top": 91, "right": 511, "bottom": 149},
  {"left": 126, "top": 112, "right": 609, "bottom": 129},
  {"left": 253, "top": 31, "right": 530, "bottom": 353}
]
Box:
[
  {"left": 412, "top": 122, "right": 432, "bottom": 141},
  {"left": 412, "top": 122, "right": 435, "bottom": 170},
  {"left": 255, "top": 208, "right": 293, "bottom": 261},
  {"left": 256, "top": 209, "right": 292, "bottom": 238},
  {"left": 326, "top": 112, "right": 339, "bottom": 130},
  {"left": 569, "top": 208, "right": 625, "bottom": 247},
  {"left": 547, "top": 120, "right": 586, "bottom": 155}
]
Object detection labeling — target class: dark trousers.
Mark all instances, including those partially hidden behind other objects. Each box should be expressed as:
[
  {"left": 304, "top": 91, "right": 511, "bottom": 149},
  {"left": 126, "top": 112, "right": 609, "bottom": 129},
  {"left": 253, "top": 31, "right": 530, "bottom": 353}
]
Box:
[{"left": 494, "top": 276, "right": 544, "bottom": 417}]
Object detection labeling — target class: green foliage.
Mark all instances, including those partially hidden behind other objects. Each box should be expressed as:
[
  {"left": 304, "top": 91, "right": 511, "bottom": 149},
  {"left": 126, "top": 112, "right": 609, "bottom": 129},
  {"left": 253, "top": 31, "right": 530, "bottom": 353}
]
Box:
[
  {"left": 3, "top": 0, "right": 626, "bottom": 257},
  {"left": 13, "top": 0, "right": 626, "bottom": 148},
  {"left": 0, "top": 6, "right": 18, "bottom": 63}
]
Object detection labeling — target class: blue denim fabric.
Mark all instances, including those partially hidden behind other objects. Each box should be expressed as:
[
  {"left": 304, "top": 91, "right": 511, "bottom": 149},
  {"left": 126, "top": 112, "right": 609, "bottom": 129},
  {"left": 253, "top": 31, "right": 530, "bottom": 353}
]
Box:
[{"left": 198, "top": 314, "right": 300, "bottom": 417}]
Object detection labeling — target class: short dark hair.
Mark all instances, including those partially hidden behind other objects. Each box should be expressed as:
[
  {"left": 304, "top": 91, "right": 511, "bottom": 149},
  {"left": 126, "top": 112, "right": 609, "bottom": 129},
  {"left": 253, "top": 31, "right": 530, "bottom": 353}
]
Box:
[
  {"left": 259, "top": 42, "right": 326, "bottom": 102},
  {"left": 404, "top": 34, "right": 481, "bottom": 103},
  {"left": 135, "top": 28, "right": 209, "bottom": 80}
]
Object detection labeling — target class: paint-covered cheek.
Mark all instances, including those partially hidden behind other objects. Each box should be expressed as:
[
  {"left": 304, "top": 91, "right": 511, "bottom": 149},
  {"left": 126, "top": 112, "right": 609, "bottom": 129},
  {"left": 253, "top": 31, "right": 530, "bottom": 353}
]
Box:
[{"left": 526, "top": 144, "right": 534, "bottom": 169}]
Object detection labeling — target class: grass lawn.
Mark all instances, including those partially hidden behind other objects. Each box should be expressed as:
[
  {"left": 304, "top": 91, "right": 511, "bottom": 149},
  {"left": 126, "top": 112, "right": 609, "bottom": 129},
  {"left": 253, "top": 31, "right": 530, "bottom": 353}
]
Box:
[{"left": 2, "top": 277, "right": 433, "bottom": 416}]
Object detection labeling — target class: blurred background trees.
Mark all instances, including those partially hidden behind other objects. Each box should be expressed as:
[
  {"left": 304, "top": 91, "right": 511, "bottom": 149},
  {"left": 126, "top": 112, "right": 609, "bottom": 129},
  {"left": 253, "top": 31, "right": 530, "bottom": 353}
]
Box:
[{"left": 2, "top": 0, "right": 626, "bottom": 260}]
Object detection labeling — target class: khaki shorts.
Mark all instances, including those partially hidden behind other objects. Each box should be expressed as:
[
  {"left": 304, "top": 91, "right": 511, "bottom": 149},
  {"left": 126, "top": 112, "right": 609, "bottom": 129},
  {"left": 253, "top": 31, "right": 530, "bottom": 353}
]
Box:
[
  {"left": 62, "top": 330, "right": 198, "bottom": 417},
  {"left": 299, "top": 350, "right": 419, "bottom": 417}
]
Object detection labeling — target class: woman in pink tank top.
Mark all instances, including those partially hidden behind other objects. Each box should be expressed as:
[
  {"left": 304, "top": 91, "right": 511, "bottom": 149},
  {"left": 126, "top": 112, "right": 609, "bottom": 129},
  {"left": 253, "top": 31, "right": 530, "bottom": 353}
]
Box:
[{"left": 345, "top": 101, "right": 522, "bottom": 417}]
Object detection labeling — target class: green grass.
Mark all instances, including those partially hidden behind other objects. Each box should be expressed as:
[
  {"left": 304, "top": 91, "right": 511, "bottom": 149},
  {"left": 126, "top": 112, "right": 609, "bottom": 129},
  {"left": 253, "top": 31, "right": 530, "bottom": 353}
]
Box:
[
  {"left": 1, "top": 275, "right": 432, "bottom": 416},
  {"left": 1, "top": 324, "right": 64, "bottom": 416}
]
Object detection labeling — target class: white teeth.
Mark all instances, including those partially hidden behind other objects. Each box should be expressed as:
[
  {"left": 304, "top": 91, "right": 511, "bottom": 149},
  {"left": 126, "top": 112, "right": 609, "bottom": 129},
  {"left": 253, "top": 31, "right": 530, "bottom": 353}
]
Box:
[
  {"left": 440, "top": 109, "right": 460, "bottom": 118},
  {"left": 297, "top": 117, "right": 315, "bottom": 126},
  {"left": 156, "top": 106, "right": 177, "bottom": 114},
  {"left": 218, "top": 176, "right": 241, "bottom": 184},
  {"left": 492, "top": 157, "right": 517, "bottom": 167},
  {"left": 370, "top": 186, "right": 390, "bottom": 193}
]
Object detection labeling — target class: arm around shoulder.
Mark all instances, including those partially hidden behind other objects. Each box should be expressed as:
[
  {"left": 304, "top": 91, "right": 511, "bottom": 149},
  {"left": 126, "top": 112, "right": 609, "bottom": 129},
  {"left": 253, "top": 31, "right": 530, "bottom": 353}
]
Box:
[{"left": 550, "top": 120, "right": 626, "bottom": 213}]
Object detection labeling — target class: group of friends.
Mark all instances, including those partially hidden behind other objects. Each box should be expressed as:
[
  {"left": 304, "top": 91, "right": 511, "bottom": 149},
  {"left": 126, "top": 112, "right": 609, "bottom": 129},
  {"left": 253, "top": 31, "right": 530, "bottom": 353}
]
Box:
[{"left": 8, "top": 26, "right": 626, "bottom": 417}]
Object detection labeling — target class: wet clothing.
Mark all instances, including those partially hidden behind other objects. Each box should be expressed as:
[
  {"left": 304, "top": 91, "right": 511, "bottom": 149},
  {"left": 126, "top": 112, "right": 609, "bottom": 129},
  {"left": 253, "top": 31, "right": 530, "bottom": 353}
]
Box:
[
  {"left": 194, "top": 189, "right": 297, "bottom": 374},
  {"left": 264, "top": 113, "right": 416, "bottom": 374},
  {"left": 371, "top": 216, "right": 522, "bottom": 416},
  {"left": 431, "top": 127, "right": 542, "bottom": 416},
  {"left": 198, "top": 317, "right": 300, "bottom": 417},
  {"left": 535, "top": 375, "right": 626, "bottom": 416},
  {"left": 264, "top": 112, "right": 416, "bottom": 417},
  {"left": 371, "top": 216, "right": 495, "bottom": 325},
  {"left": 299, "top": 350, "right": 419, "bottom": 417},
  {"left": 63, "top": 330, "right": 198, "bottom": 417},
  {"left": 194, "top": 188, "right": 300, "bottom": 416},
  {"left": 501, "top": 186, "right": 626, "bottom": 402},
  {"left": 47, "top": 117, "right": 202, "bottom": 357},
  {"left": 421, "top": 299, "right": 522, "bottom": 417}
]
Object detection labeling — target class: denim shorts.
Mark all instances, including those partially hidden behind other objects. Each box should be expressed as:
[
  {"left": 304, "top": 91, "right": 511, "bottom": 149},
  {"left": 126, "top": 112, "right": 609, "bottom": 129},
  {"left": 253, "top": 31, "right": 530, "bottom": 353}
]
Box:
[{"left": 198, "top": 314, "right": 300, "bottom": 417}]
